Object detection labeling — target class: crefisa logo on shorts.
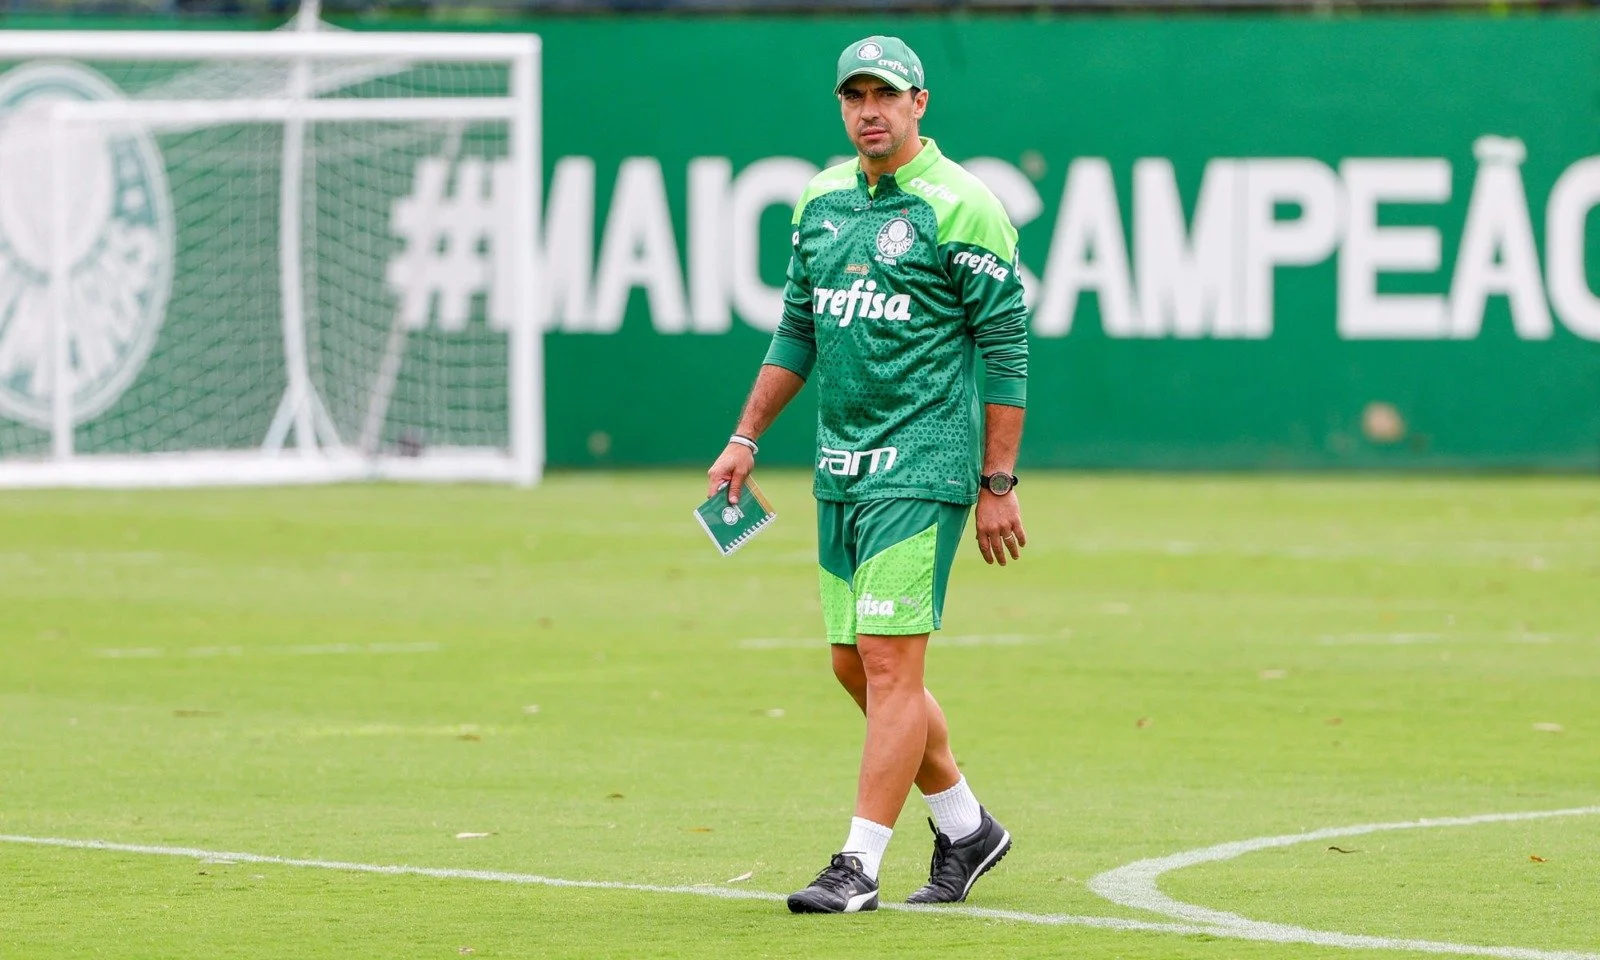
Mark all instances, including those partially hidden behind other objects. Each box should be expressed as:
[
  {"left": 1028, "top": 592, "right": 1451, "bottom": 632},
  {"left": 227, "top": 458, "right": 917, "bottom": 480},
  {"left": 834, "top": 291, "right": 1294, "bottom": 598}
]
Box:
[
  {"left": 0, "top": 63, "right": 174, "bottom": 429},
  {"left": 856, "top": 592, "right": 895, "bottom": 618}
]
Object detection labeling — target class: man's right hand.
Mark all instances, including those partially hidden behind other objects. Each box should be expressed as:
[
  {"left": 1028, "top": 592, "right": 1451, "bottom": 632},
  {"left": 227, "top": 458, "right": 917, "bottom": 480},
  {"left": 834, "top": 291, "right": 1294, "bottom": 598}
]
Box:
[{"left": 707, "top": 443, "right": 756, "bottom": 504}]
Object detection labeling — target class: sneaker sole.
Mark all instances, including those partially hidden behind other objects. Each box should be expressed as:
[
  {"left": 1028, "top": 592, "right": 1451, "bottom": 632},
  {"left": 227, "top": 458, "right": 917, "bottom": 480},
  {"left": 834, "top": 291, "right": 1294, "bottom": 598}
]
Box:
[{"left": 786, "top": 890, "right": 879, "bottom": 914}]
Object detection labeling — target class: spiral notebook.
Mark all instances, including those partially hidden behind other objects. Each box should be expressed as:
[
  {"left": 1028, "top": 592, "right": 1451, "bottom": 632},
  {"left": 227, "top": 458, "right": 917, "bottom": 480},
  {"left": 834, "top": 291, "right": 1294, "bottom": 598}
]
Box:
[{"left": 694, "top": 478, "right": 777, "bottom": 556}]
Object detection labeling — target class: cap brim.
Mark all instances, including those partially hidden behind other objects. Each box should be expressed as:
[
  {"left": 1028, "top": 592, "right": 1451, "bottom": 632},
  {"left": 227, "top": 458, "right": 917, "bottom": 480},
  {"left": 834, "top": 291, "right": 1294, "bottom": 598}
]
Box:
[{"left": 835, "top": 68, "right": 915, "bottom": 94}]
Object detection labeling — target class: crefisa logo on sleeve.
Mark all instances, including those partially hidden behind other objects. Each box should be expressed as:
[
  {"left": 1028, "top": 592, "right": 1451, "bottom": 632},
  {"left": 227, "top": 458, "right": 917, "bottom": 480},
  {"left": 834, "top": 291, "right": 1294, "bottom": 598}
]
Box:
[{"left": 0, "top": 63, "right": 173, "bottom": 429}]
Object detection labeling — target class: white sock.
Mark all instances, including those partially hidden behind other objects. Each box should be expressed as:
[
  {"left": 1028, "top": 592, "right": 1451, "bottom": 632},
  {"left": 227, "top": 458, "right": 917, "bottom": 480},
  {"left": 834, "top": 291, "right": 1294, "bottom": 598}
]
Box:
[
  {"left": 923, "top": 776, "right": 983, "bottom": 842},
  {"left": 841, "top": 816, "right": 893, "bottom": 881}
]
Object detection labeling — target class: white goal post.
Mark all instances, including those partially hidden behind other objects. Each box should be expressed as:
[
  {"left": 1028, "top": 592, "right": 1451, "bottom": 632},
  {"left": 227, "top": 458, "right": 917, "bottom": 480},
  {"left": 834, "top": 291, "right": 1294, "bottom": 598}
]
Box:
[{"left": 0, "top": 28, "right": 542, "bottom": 487}]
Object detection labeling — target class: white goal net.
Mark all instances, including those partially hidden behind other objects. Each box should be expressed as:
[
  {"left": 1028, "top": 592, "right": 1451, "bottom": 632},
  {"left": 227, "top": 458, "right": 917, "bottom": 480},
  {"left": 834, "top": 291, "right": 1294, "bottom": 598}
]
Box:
[{"left": 0, "top": 28, "right": 541, "bottom": 487}]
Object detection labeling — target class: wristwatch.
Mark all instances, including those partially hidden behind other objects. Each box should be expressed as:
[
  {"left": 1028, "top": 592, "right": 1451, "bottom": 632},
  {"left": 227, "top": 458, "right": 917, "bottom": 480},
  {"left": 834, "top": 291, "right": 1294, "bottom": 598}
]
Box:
[{"left": 980, "top": 472, "right": 1019, "bottom": 496}]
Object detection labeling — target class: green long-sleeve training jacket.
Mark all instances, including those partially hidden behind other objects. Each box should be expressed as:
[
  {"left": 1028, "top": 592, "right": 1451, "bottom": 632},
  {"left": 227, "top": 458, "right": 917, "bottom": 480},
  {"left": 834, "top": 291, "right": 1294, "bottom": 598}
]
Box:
[{"left": 763, "top": 138, "right": 1030, "bottom": 506}]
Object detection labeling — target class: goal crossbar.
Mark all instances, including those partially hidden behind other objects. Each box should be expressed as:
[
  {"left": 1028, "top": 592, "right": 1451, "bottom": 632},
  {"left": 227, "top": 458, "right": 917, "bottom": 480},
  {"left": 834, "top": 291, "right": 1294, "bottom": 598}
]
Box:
[
  {"left": 0, "top": 30, "right": 538, "bottom": 62},
  {"left": 50, "top": 97, "right": 522, "bottom": 126}
]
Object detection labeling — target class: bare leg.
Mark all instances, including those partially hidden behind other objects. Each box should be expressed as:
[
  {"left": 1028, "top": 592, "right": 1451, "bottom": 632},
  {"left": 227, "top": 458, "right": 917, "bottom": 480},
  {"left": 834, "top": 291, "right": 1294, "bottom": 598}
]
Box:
[
  {"left": 852, "top": 634, "right": 960, "bottom": 827},
  {"left": 832, "top": 644, "right": 961, "bottom": 796},
  {"left": 914, "top": 688, "right": 961, "bottom": 796}
]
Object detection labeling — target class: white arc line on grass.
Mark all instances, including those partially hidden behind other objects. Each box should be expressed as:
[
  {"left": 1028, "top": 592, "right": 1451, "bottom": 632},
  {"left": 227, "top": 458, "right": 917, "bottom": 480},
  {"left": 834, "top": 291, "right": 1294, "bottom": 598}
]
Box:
[
  {"left": 0, "top": 834, "right": 1216, "bottom": 937},
  {"left": 5, "top": 809, "right": 1599, "bottom": 959},
  {"left": 1089, "top": 806, "right": 1600, "bottom": 960}
]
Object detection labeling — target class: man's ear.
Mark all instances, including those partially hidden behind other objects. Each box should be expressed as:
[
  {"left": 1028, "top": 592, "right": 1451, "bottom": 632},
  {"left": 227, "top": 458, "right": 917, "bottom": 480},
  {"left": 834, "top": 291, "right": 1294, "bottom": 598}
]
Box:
[{"left": 913, "top": 89, "right": 929, "bottom": 120}]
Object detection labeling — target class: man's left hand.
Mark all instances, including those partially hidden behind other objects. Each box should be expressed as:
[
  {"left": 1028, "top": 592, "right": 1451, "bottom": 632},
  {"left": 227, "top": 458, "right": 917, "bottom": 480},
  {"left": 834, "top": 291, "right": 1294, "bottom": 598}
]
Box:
[{"left": 975, "top": 490, "right": 1026, "bottom": 565}]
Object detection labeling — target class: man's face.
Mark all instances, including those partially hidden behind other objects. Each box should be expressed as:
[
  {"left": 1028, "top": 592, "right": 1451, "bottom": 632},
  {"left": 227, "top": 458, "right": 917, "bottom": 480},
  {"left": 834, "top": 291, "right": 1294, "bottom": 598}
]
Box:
[{"left": 838, "top": 76, "right": 928, "bottom": 160}]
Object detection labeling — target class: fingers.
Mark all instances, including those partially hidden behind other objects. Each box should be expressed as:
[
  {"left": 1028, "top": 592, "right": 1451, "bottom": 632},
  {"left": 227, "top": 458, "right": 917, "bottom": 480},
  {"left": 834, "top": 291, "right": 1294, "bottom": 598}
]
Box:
[
  {"left": 976, "top": 529, "right": 1012, "bottom": 565},
  {"left": 975, "top": 524, "right": 1026, "bottom": 566},
  {"left": 707, "top": 446, "right": 754, "bottom": 503}
]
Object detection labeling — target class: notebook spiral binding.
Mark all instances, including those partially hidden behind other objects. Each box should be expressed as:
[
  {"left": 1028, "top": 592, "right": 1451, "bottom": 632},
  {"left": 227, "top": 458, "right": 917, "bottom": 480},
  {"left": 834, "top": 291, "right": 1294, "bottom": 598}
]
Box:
[{"left": 723, "top": 513, "right": 776, "bottom": 554}]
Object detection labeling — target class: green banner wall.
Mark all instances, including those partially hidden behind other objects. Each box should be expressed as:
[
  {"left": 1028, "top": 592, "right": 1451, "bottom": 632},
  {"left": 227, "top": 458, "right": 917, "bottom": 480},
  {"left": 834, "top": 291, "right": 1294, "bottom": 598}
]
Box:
[
  {"left": 517, "top": 15, "right": 1600, "bottom": 470},
  {"left": 11, "top": 14, "right": 1600, "bottom": 471}
]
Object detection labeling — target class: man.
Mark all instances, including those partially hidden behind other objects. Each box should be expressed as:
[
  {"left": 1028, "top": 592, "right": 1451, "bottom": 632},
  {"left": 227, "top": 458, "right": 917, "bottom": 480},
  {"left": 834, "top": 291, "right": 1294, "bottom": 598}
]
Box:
[{"left": 705, "top": 35, "right": 1029, "bottom": 914}]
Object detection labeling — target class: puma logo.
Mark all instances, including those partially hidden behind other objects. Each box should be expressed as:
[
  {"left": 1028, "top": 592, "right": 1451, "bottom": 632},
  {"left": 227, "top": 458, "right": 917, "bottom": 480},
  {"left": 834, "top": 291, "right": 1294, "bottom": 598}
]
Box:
[{"left": 822, "top": 220, "right": 841, "bottom": 239}]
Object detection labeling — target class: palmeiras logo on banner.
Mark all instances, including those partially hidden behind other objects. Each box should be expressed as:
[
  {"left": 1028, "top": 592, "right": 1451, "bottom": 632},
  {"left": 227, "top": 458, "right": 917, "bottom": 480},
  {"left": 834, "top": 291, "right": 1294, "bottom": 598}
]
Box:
[{"left": 0, "top": 63, "right": 173, "bottom": 430}]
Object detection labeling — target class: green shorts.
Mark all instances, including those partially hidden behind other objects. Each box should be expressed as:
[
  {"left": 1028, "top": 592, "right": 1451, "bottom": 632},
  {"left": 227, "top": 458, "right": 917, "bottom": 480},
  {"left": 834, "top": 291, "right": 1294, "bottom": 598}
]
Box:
[{"left": 817, "top": 498, "right": 971, "bottom": 644}]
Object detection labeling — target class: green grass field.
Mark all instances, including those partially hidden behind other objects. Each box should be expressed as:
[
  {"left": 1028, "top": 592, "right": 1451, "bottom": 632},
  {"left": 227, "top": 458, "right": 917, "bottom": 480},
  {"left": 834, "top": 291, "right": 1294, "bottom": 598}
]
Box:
[{"left": 2, "top": 473, "right": 1597, "bottom": 959}]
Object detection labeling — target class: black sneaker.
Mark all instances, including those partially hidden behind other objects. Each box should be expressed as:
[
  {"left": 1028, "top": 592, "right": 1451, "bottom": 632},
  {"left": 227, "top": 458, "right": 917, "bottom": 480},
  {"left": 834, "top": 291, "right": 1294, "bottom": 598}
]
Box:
[
  {"left": 786, "top": 853, "right": 880, "bottom": 914},
  {"left": 905, "top": 808, "right": 1012, "bottom": 904}
]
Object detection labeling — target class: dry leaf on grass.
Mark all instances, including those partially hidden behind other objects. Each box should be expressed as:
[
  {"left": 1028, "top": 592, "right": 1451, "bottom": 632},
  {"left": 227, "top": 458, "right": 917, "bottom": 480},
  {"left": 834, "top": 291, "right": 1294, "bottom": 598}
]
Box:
[
  {"left": 1529, "top": 854, "right": 1548, "bottom": 863},
  {"left": 725, "top": 871, "right": 754, "bottom": 883},
  {"left": 1327, "top": 846, "right": 1360, "bottom": 854},
  {"left": 1135, "top": 717, "right": 1152, "bottom": 729},
  {"left": 606, "top": 792, "right": 624, "bottom": 799},
  {"left": 688, "top": 827, "right": 713, "bottom": 833},
  {"left": 455, "top": 832, "right": 492, "bottom": 840}
]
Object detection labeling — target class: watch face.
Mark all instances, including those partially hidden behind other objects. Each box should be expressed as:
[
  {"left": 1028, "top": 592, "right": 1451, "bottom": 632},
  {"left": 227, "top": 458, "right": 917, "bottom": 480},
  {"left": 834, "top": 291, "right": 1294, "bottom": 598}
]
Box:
[{"left": 986, "top": 474, "right": 1014, "bottom": 495}]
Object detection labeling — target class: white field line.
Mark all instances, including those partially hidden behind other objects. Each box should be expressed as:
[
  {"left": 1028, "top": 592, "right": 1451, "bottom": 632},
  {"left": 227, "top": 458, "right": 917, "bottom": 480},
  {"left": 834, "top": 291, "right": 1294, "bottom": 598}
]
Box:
[
  {"left": 1061, "top": 538, "right": 1579, "bottom": 570},
  {"left": 1316, "top": 632, "right": 1584, "bottom": 647},
  {"left": 6, "top": 808, "right": 1599, "bottom": 958},
  {"left": 93, "top": 642, "right": 441, "bottom": 659},
  {"left": 737, "top": 635, "right": 1035, "bottom": 650},
  {"left": 1088, "top": 806, "right": 1600, "bottom": 960},
  {"left": 0, "top": 834, "right": 1218, "bottom": 938}
]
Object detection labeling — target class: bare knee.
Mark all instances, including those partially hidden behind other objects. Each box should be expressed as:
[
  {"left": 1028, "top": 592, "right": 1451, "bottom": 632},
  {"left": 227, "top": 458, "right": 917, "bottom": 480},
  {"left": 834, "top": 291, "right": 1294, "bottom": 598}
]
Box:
[
  {"left": 857, "top": 635, "right": 927, "bottom": 695},
  {"left": 831, "top": 643, "right": 866, "bottom": 689},
  {"left": 831, "top": 643, "right": 868, "bottom": 708}
]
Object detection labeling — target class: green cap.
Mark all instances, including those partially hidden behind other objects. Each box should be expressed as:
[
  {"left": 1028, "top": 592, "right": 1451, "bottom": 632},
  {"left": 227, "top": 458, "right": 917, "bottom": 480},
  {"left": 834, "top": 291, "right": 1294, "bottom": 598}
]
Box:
[{"left": 835, "top": 36, "right": 925, "bottom": 94}]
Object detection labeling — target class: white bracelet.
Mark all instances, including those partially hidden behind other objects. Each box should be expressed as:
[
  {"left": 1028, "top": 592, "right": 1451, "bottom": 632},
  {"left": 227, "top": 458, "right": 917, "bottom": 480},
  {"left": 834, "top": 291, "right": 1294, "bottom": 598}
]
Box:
[{"left": 728, "top": 434, "right": 759, "bottom": 456}]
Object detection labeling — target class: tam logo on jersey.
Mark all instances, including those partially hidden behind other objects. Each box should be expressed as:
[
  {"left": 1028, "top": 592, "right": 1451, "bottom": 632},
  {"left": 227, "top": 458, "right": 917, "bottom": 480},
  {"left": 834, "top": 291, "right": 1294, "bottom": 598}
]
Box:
[
  {"left": 812, "top": 279, "right": 913, "bottom": 327},
  {"left": 818, "top": 445, "right": 898, "bottom": 476}
]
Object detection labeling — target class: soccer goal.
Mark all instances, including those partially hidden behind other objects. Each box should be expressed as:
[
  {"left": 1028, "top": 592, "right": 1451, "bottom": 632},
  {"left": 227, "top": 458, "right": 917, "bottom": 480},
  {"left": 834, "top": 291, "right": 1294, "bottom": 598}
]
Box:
[{"left": 0, "top": 27, "right": 541, "bottom": 487}]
